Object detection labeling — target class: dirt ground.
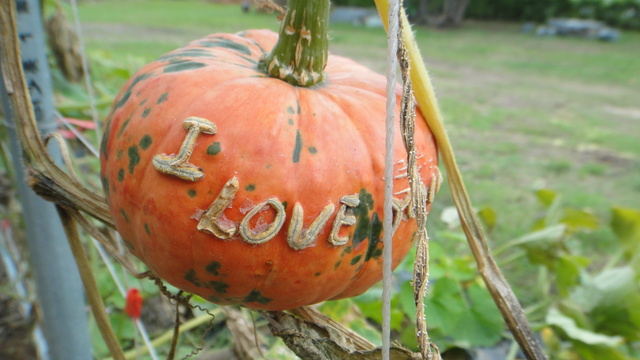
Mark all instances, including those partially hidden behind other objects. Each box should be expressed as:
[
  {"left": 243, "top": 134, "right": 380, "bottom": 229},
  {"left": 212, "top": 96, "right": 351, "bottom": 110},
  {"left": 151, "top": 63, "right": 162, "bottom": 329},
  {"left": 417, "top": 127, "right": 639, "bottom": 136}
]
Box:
[{"left": 0, "top": 268, "right": 37, "bottom": 360}]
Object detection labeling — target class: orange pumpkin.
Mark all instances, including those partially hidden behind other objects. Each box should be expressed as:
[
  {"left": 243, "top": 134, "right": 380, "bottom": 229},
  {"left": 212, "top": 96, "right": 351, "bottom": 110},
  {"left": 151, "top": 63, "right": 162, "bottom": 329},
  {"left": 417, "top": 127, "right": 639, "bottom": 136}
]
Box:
[{"left": 100, "top": 1, "right": 438, "bottom": 310}]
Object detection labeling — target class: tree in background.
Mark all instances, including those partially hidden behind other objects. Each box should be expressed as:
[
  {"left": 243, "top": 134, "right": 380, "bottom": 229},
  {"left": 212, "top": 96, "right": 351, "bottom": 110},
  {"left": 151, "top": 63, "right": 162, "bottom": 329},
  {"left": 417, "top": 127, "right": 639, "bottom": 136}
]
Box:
[
  {"left": 335, "top": 0, "right": 640, "bottom": 30},
  {"left": 411, "top": 0, "right": 471, "bottom": 27}
]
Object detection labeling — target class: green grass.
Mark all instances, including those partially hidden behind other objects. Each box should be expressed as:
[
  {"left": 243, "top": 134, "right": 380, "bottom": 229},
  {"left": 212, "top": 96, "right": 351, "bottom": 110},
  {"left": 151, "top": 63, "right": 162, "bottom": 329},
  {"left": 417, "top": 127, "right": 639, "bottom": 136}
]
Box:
[{"left": 76, "top": 0, "right": 640, "bottom": 285}]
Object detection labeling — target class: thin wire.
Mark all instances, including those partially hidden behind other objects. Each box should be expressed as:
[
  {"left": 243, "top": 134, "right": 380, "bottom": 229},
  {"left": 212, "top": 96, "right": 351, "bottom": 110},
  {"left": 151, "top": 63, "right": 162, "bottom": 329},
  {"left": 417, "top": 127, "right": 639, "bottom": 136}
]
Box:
[
  {"left": 382, "top": 0, "right": 400, "bottom": 359},
  {"left": 91, "top": 238, "right": 159, "bottom": 360},
  {"left": 69, "top": 0, "right": 102, "bottom": 141},
  {"left": 54, "top": 111, "right": 100, "bottom": 157},
  {"left": 65, "top": 1, "right": 157, "bottom": 357}
]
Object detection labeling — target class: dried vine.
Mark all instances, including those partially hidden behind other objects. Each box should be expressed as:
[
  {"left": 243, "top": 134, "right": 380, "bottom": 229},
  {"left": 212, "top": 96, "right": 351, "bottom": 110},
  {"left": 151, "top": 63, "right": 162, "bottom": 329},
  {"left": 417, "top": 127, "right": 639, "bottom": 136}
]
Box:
[
  {"left": 396, "top": 14, "right": 442, "bottom": 360},
  {"left": 373, "top": 1, "right": 547, "bottom": 359}
]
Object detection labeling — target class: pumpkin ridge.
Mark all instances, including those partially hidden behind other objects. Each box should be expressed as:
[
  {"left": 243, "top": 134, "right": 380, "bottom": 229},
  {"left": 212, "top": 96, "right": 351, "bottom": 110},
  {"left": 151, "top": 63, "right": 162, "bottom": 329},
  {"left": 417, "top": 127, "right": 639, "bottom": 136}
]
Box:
[{"left": 236, "top": 31, "right": 270, "bottom": 55}]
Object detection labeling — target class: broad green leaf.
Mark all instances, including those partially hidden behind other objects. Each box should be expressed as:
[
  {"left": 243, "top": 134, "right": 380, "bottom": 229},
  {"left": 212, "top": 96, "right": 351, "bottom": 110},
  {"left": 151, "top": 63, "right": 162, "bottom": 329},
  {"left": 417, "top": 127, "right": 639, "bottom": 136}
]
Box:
[
  {"left": 557, "top": 299, "right": 592, "bottom": 332},
  {"left": 588, "top": 267, "right": 640, "bottom": 340},
  {"left": 429, "top": 261, "right": 447, "bottom": 279},
  {"left": 570, "top": 267, "right": 638, "bottom": 316},
  {"left": 427, "top": 279, "right": 503, "bottom": 347},
  {"left": 460, "top": 282, "right": 504, "bottom": 346},
  {"left": 591, "top": 267, "right": 636, "bottom": 305},
  {"left": 425, "top": 277, "right": 466, "bottom": 333},
  {"left": 546, "top": 307, "right": 623, "bottom": 346}
]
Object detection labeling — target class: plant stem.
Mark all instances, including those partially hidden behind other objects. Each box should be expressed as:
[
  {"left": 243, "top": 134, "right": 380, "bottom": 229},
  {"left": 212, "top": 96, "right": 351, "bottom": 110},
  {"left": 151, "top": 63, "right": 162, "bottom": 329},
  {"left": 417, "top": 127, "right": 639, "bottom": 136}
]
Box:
[
  {"left": 259, "top": 0, "right": 329, "bottom": 87},
  {"left": 56, "top": 206, "right": 125, "bottom": 360}
]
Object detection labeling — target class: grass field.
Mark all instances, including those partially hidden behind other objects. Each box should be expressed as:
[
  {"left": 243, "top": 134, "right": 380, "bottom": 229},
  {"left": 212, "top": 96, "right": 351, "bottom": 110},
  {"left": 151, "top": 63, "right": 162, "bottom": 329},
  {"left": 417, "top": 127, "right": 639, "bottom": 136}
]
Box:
[{"left": 73, "top": 0, "right": 640, "bottom": 306}]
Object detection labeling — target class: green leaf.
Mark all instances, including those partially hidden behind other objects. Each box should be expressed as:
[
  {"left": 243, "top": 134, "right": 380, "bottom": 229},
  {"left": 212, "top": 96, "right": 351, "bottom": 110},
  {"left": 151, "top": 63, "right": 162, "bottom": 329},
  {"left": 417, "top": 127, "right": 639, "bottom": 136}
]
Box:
[
  {"left": 425, "top": 277, "right": 466, "bottom": 333},
  {"left": 591, "top": 267, "right": 637, "bottom": 307},
  {"left": 536, "top": 189, "right": 557, "bottom": 208},
  {"left": 399, "top": 324, "right": 419, "bottom": 351},
  {"left": 561, "top": 208, "right": 599, "bottom": 232},
  {"left": 454, "top": 282, "right": 505, "bottom": 347},
  {"left": 397, "top": 280, "right": 416, "bottom": 317},
  {"left": 569, "top": 267, "right": 638, "bottom": 314},
  {"left": 426, "top": 279, "right": 503, "bottom": 347},
  {"left": 110, "top": 311, "right": 136, "bottom": 340},
  {"left": 588, "top": 267, "right": 640, "bottom": 340},
  {"left": 546, "top": 307, "right": 623, "bottom": 346},
  {"left": 319, "top": 298, "right": 351, "bottom": 320},
  {"left": 320, "top": 298, "right": 383, "bottom": 345},
  {"left": 506, "top": 224, "right": 566, "bottom": 268},
  {"left": 574, "top": 265, "right": 640, "bottom": 341},
  {"left": 449, "top": 257, "right": 477, "bottom": 282},
  {"left": 573, "top": 342, "right": 633, "bottom": 360},
  {"left": 478, "top": 206, "right": 497, "bottom": 232},
  {"left": 610, "top": 207, "right": 640, "bottom": 256},
  {"left": 555, "top": 254, "right": 590, "bottom": 296},
  {"left": 506, "top": 224, "right": 566, "bottom": 249}
]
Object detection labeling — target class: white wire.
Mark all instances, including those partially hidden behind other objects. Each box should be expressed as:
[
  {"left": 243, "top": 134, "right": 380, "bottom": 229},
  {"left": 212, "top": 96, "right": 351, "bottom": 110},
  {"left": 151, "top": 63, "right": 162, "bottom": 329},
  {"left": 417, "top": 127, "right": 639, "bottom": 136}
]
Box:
[
  {"left": 55, "top": 111, "right": 100, "bottom": 157},
  {"left": 91, "top": 239, "right": 159, "bottom": 360},
  {"left": 65, "top": 2, "right": 158, "bottom": 358},
  {"left": 69, "top": 0, "right": 102, "bottom": 141},
  {"left": 382, "top": 1, "right": 400, "bottom": 359}
]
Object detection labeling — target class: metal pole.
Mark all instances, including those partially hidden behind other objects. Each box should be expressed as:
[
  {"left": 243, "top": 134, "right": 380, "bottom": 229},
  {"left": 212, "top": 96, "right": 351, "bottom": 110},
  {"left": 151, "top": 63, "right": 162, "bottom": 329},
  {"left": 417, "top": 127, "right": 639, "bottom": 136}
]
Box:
[{"left": 1, "top": 0, "right": 92, "bottom": 358}]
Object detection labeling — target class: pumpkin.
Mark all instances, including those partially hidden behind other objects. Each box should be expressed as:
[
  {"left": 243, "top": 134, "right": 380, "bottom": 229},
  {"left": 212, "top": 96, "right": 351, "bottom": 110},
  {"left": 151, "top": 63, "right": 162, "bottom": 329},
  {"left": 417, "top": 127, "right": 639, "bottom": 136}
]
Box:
[{"left": 100, "top": 0, "right": 438, "bottom": 310}]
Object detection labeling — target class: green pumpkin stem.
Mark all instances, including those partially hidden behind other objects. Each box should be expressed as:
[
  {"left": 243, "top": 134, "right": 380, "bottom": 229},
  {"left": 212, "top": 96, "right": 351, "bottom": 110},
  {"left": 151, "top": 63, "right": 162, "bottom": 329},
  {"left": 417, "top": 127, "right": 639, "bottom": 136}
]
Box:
[{"left": 259, "top": 0, "right": 330, "bottom": 87}]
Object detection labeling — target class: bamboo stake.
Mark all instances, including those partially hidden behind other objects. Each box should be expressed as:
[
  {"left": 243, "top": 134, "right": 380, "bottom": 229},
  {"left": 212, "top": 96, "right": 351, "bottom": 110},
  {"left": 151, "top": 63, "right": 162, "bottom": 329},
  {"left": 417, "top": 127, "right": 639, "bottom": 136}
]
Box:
[{"left": 372, "top": 2, "right": 547, "bottom": 360}]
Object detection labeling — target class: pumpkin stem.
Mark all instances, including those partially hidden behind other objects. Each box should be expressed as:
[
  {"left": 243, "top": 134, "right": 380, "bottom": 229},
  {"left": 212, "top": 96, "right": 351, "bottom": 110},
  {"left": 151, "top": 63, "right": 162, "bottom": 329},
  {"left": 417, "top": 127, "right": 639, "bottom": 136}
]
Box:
[{"left": 259, "top": 0, "right": 330, "bottom": 87}]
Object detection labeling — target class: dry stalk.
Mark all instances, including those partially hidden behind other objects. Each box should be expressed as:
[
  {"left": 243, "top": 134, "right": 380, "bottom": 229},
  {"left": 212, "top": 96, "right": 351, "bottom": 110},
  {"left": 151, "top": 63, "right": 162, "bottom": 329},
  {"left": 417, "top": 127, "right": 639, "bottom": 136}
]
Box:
[
  {"left": 56, "top": 206, "right": 125, "bottom": 360},
  {"left": 222, "top": 307, "right": 265, "bottom": 360},
  {"left": 0, "top": 2, "right": 112, "bottom": 226}
]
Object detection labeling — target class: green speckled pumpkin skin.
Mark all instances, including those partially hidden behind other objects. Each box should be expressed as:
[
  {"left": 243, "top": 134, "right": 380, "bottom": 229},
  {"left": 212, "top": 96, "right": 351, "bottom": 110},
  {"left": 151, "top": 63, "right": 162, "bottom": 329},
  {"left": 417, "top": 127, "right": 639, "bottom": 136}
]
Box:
[{"left": 100, "top": 30, "right": 438, "bottom": 310}]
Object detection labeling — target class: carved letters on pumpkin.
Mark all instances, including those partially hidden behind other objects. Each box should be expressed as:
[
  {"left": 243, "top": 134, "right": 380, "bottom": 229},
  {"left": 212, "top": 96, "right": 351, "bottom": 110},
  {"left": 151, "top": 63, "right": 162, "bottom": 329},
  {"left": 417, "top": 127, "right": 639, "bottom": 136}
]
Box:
[
  {"left": 152, "top": 116, "right": 217, "bottom": 181},
  {"left": 154, "top": 116, "right": 415, "bottom": 250},
  {"left": 288, "top": 202, "right": 336, "bottom": 250},
  {"left": 329, "top": 195, "right": 359, "bottom": 246}
]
